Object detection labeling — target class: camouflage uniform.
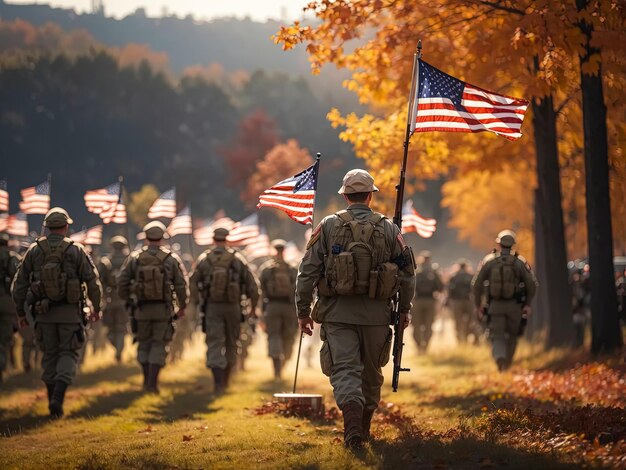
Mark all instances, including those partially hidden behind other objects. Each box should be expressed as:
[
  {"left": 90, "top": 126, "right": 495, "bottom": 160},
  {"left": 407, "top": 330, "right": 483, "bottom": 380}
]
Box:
[
  {"left": 97, "top": 236, "right": 129, "bottom": 362},
  {"left": 411, "top": 253, "right": 443, "bottom": 353},
  {"left": 259, "top": 240, "right": 298, "bottom": 379},
  {"left": 117, "top": 222, "right": 188, "bottom": 392},
  {"left": 471, "top": 230, "right": 538, "bottom": 371},
  {"left": 190, "top": 229, "right": 259, "bottom": 392},
  {"left": 296, "top": 169, "right": 415, "bottom": 449},
  {"left": 447, "top": 261, "right": 474, "bottom": 344},
  {"left": 11, "top": 208, "right": 102, "bottom": 417},
  {"left": 0, "top": 234, "right": 20, "bottom": 383}
]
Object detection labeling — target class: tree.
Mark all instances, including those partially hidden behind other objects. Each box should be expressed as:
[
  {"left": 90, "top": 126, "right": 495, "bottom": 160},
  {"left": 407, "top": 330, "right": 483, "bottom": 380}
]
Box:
[{"left": 127, "top": 184, "right": 159, "bottom": 228}]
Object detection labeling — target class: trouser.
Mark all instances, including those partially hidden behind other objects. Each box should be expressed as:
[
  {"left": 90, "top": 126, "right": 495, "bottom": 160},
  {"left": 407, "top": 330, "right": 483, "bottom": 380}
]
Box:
[
  {"left": 136, "top": 319, "right": 173, "bottom": 367},
  {"left": 450, "top": 299, "right": 473, "bottom": 343},
  {"left": 0, "top": 314, "right": 15, "bottom": 373},
  {"left": 204, "top": 302, "right": 240, "bottom": 370},
  {"left": 35, "top": 322, "right": 85, "bottom": 385},
  {"left": 18, "top": 325, "right": 38, "bottom": 369},
  {"left": 322, "top": 322, "right": 391, "bottom": 411},
  {"left": 411, "top": 298, "right": 437, "bottom": 350},
  {"left": 103, "top": 304, "right": 128, "bottom": 359},
  {"left": 488, "top": 307, "right": 523, "bottom": 366},
  {"left": 264, "top": 301, "right": 298, "bottom": 361},
  {"left": 169, "top": 305, "right": 195, "bottom": 362}
]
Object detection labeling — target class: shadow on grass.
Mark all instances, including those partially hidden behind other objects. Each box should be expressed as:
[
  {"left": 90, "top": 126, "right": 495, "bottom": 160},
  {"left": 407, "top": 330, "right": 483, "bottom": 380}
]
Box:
[
  {"left": 423, "top": 353, "right": 477, "bottom": 369},
  {"left": 0, "top": 412, "right": 51, "bottom": 437},
  {"left": 71, "top": 388, "right": 145, "bottom": 419}
]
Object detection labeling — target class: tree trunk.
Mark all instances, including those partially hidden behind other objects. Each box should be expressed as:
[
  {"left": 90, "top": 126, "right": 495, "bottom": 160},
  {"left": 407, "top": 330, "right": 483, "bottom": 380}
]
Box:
[
  {"left": 532, "top": 94, "right": 573, "bottom": 348},
  {"left": 576, "top": 0, "right": 623, "bottom": 354},
  {"left": 529, "top": 189, "right": 549, "bottom": 340}
]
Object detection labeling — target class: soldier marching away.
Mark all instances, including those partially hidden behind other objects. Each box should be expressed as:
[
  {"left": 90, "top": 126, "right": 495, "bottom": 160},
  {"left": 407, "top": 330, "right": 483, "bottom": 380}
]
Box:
[
  {"left": 259, "top": 239, "right": 298, "bottom": 380},
  {"left": 471, "top": 230, "right": 538, "bottom": 371},
  {"left": 296, "top": 169, "right": 416, "bottom": 450},
  {"left": 117, "top": 222, "right": 188, "bottom": 393},
  {"left": 98, "top": 236, "right": 130, "bottom": 363},
  {"left": 11, "top": 208, "right": 103, "bottom": 417},
  {"left": 0, "top": 233, "right": 21, "bottom": 384},
  {"left": 447, "top": 259, "right": 475, "bottom": 344},
  {"left": 190, "top": 227, "right": 259, "bottom": 394},
  {"left": 411, "top": 250, "right": 443, "bottom": 354}
]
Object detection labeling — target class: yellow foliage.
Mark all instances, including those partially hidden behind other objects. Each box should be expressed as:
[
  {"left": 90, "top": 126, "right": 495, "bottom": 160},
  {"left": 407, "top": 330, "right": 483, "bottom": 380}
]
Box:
[{"left": 127, "top": 184, "right": 159, "bottom": 228}]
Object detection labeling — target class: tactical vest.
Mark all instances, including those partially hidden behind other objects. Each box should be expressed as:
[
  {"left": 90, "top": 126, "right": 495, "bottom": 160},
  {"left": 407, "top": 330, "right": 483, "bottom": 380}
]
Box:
[
  {"left": 30, "top": 237, "right": 81, "bottom": 304},
  {"left": 318, "top": 210, "right": 400, "bottom": 299},
  {"left": 101, "top": 252, "right": 127, "bottom": 289},
  {"left": 448, "top": 271, "right": 472, "bottom": 300},
  {"left": 488, "top": 253, "right": 521, "bottom": 301},
  {"left": 134, "top": 247, "right": 171, "bottom": 301},
  {"left": 265, "top": 261, "right": 293, "bottom": 300},
  {"left": 415, "top": 268, "right": 439, "bottom": 298},
  {"left": 202, "top": 249, "right": 241, "bottom": 303}
]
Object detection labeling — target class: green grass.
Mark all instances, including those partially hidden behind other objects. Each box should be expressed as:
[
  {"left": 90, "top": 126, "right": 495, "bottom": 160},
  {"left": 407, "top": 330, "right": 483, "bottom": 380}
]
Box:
[{"left": 0, "top": 320, "right": 614, "bottom": 469}]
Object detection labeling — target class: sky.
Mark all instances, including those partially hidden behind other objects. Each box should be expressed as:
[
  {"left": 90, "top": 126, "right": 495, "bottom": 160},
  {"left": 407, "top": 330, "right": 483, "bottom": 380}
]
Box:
[{"left": 6, "top": 0, "right": 311, "bottom": 21}]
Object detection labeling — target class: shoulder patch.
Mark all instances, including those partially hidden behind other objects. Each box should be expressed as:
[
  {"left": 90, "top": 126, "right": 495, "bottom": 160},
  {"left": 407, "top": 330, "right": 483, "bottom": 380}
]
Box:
[
  {"left": 517, "top": 255, "right": 532, "bottom": 272},
  {"left": 397, "top": 233, "right": 407, "bottom": 250},
  {"left": 306, "top": 223, "right": 322, "bottom": 250}
]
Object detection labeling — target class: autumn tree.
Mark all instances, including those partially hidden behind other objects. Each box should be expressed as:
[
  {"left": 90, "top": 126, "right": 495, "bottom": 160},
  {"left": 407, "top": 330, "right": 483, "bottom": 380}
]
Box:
[{"left": 127, "top": 184, "right": 159, "bottom": 228}]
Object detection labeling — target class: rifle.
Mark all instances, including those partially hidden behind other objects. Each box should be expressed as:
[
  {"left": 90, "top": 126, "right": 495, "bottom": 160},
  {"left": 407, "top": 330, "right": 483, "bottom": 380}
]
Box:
[
  {"left": 390, "top": 42, "right": 422, "bottom": 393},
  {"left": 128, "top": 293, "right": 138, "bottom": 343}
]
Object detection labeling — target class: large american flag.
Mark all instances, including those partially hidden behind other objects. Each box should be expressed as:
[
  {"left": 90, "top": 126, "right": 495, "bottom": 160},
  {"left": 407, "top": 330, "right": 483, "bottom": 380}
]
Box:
[
  {"left": 193, "top": 212, "right": 237, "bottom": 246},
  {"left": 167, "top": 205, "right": 193, "bottom": 237},
  {"left": 0, "top": 180, "right": 8, "bottom": 212},
  {"left": 19, "top": 181, "right": 51, "bottom": 214},
  {"left": 7, "top": 212, "right": 28, "bottom": 237},
  {"left": 257, "top": 160, "right": 319, "bottom": 225},
  {"left": 148, "top": 188, "right": 176, "bottom": 219},
  {"left": 411, "top": 60, "right": 529, "bottom": 141},
  {"left": 227, "top": 213, "right": 260, "bottom": 247},
  {"left": 70, "top": 225, "right": 103, "bottom": 245},
  {"left": 0, "top": 213, "right": 7, "bottom": 232},
  {"left": 242, "top": 232, "right": 271, "bottom": 260},
  {"left": 401, "top": 200, "right": 436, "bottom": 239},
  {"left": 84, "top": 182, "right": 121, "bottom": 214}
]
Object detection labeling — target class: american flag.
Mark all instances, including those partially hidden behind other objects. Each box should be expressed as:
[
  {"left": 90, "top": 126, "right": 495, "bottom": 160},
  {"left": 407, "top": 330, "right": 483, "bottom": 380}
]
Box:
[
  {"left": 401, "top": 200, "right": 436, "bottom": 239},
  {"left": 70, "top": 225, "right": 103, "bottom": 245},
  {"left": 257, "top": 160, "right": 319, "bottom": 225},
  {"left": 411, "top": 60, "right": 529, "bottom": 141},
  {"left": 193, "top": 213, "right": 237, "bottom": 246},
  {"left": 148, "top": 188, "right": 176, "bottom": 219},
  {"left": 242, "top": 233, "right": 271, "bottom": 260},
  {"left": 0, "top": 180, "right": 8, "bottom": 212},
  {"left": 19, "top": 181, "right": 51, "bottom": 214},
  {"left": 84, "top": 182, "right": 121, "bottom": 214},
  {"left": 7, "top": 212, "right": 28, "bottom": 237},
  {"left": 167, "top": 205, "right": 193, "bottom": 237},
  {"left": 283, "top": 241, "right": 303, "bottom": 265},
  {"left": 0, "top": 213, "right": 7, "bottom": 232},
  {"left": 227, "top": 213, "right": 260, "bottom": 247}
]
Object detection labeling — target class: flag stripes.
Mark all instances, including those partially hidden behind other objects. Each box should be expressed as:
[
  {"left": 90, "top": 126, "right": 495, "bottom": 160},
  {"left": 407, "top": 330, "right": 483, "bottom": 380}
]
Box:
[
  {"left": 0, "top": 180, "right": 8, "bottom": 212},
  {"left": 70, "top": 225, "right": 103, "bottom": 245},
  {"left": 19, "top": 181, "right": 50, "bottom": 215},
  {"left": 167, "top": 206, "right": 193, "bottom": 237},
  {"left": 148, "top": 188, "right": 176, "bottom": 219}
]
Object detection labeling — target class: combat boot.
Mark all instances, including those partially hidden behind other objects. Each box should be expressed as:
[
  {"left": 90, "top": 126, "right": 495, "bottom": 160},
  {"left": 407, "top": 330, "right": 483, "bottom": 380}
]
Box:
[
  {"left": 49, "top": 380, "right": 68, "bottom": 419},
  {"left": 146, "top": 364, "right": 162, "bottom": 394},
  {"left": 211, "top": 367, "right": 225, "bottom": 394},
  {"left": 362, "top": 408, "right": 376, "bottom": 442},
  {"left": 496, "top": 358, "right": 507, "bottom": 372},
  {"left": 342, "top": 401, "right": 364, "bottom": 450},
  {"left": 272, "top": 358, "right": 282, "bottom": 380},
  {"left": 45, "top": 382, "right": 55, "bottom": 401},
  {"left": 224, "top": 365, "right": 234, "bottom": 388},
  {"left": 141, "top": 363, "right": 150, "bottom": 390}
]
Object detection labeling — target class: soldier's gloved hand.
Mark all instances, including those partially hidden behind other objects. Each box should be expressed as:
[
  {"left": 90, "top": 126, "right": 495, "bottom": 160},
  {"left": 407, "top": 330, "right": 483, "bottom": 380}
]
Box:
[
  {"left": 476, "top": 307, "right": 484, "bottom": 321},
  {"left": 18, "top": 316, "right": 29, "bottom": 329},
  {"left": 402, "top": 311, "right": 412, "bottom": 330},
  {"left": 176, "top": 308, "right": 186, "bottom": 319},
  {"left": 522, "top": 305, "right": 532, "bottom": 317},
  {"left": 299, "top": 316, "right": 314, "bottom": 336}
]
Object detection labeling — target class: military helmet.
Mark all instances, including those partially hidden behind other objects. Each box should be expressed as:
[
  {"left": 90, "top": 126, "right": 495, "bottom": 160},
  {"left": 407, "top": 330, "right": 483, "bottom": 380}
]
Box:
[
  {"left": 213, "top": 227, "right": 229, "bottom": 242},
  {"left": 110, "top": 235, "right": 128, "bottom": 248},
  {"left": 271, "top": 239, "right": 287, "bottom": 250},
  {"left": 338, "top": 169, "right": 379, "bottom": 195},
  {"left": 44, "top": 207, "right": 73, "bottom": 228},
  {"left": 496, "top": 229, "right": 516, "bottom": 248},
  {"left": 143, "top": 221, "right": 168, "bottom": 241}
]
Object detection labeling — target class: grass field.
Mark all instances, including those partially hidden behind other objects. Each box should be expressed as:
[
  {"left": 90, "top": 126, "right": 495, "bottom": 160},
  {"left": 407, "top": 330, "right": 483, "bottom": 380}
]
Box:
[{"left": 1, "top": 319, "right": 624, "bottom": 469}]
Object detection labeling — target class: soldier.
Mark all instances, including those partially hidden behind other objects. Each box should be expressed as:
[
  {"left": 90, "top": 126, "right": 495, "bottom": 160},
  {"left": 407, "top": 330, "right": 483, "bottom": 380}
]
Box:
[
  {"left": 98, "top": 236, "right": 130, "bottom": 363},
  {"left": 259, "top": 239, "right": 298, "bottom": 379},
  {"left": 411, "top": 250, "right": 443, "bottom": 353},
  {"left": 447, "top": 259, "right": 474, "bottom": 344},
  {"left": 11, "top": 208, "right": 102, "bottom": 417},
  {"left": 296, "top": 169, "right": 415, "bottom": 449},
  {"left": 117, "top": 222, "right": 188, "bottom": 393},
  {"left": 190, "top": 227, "right": 259, "bottom": 393},
  {"left": 471, "top": 230, "right": 538, "bottom": 371},
  {"left": 0, "top": 233, "right": 21, "bottom": 384}
]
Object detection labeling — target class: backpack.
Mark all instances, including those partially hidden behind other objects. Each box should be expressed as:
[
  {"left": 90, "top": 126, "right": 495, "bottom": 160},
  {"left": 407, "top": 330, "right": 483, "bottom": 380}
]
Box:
[
  {"left": 415, "top": 268, "right": 439, "bottom": 297},
  {"left": 448, "top": 271, "right": 472, "bottom": 300},
  {"left": 205, "top": 249, "right": 240, "bottom": 303},
  {"left": 488, "top": 254, "right": 519, "bottom": 300},
  {"left": 319, "top": 210, "right": 399, "bottom": 299},
  {"left": 32, "top": 237, "right": 73, "bottom": 302},
  {"left": 135, "top": 247, "right": 171, "bottom": 301},
  {"left": 0, "top": 249, "right": 11, "bottom": 294},
  {"left": 265, "top": 262, "right": 293, "bottom": 299}
]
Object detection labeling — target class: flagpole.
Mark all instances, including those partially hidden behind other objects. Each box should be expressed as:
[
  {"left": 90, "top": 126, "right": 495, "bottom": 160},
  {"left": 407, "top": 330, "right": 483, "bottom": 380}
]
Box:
[
  {"left": 40, "top": 172, "right": 52, "bottom": 237},
  {"left": 187, "top": 204, "right": 196, "bottom": 260},
  {"left": 119, "top": 176, "right": 133, "bottom": 247},
  {"left": 292, "top": 152, "right": 321, "bottom": 395}
]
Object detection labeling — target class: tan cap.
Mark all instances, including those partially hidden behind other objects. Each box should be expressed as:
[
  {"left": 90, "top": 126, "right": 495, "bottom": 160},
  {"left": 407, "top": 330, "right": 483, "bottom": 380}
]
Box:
[
  {"left": 44, "top": 207, "right": 73, "bottom": 228},
  {"left": 496, "top": 229, "right": 516, "bottom": 248},
  {"left": 110, "top": 235, "right": 128, "bottom": 248},
  {"left": 213, "top": 227, "right": 229, "bottom": 242},
  {"left": 143, "top": 221, "right": 168, "bottom": 241},
  {"left": 271, "top": 239, "right": 287, "bottom": 249},
  {"left": 338, "top": 169, "right": 379, "bottom": 195}
]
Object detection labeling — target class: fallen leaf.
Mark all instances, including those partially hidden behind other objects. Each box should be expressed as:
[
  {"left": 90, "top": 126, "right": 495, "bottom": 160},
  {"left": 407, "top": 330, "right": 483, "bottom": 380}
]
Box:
[{"left": 183, "top": 435, "right": 194, "bottom": 442}]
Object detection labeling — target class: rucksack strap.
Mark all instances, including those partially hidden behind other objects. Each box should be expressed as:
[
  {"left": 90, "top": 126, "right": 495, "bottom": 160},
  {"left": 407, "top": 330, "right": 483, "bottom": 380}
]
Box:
[{"left": 155, "top": 249, "right": 171, "bottom": 263}]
